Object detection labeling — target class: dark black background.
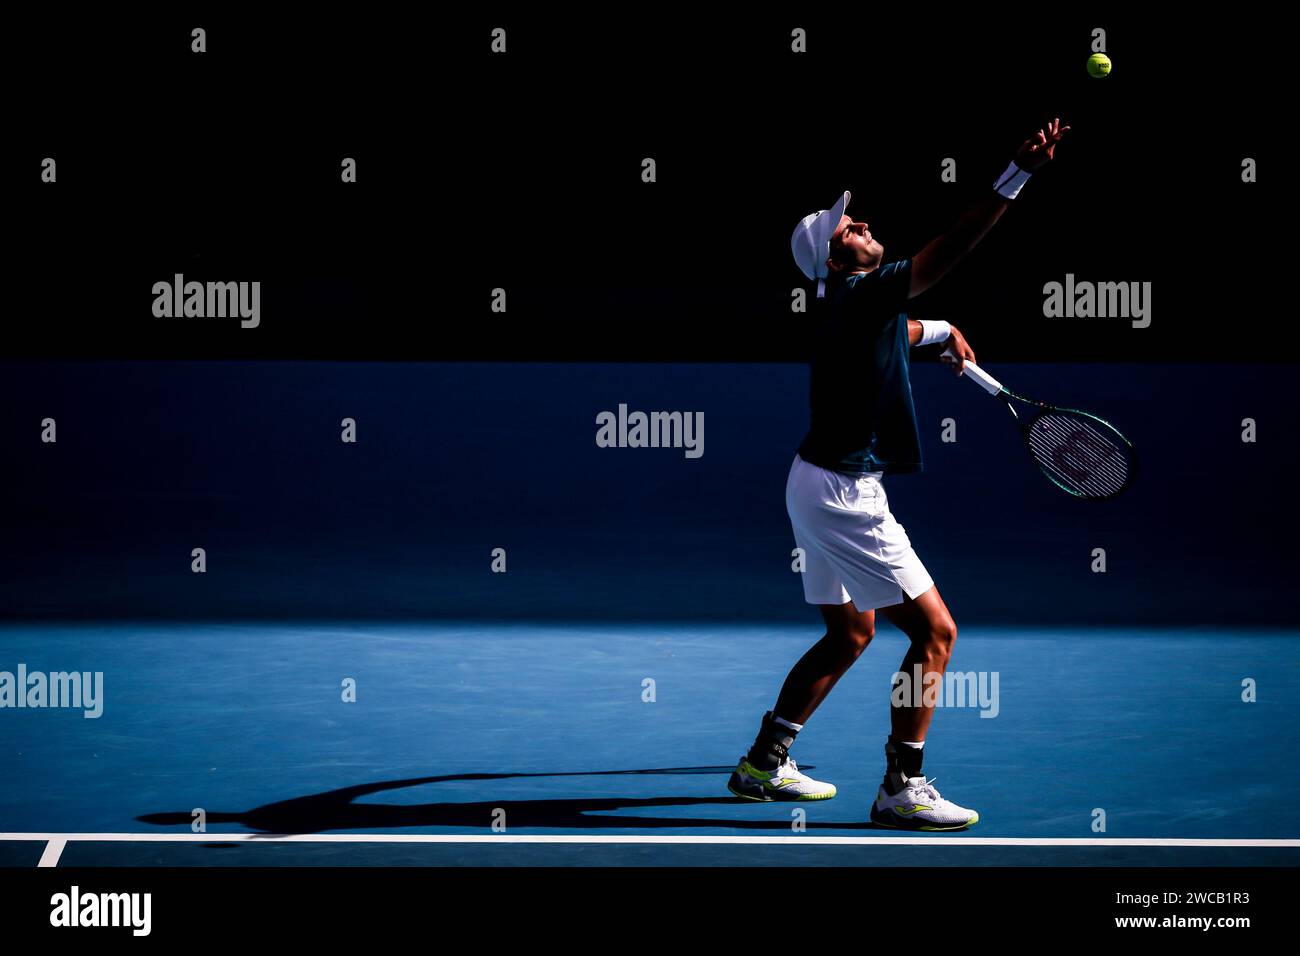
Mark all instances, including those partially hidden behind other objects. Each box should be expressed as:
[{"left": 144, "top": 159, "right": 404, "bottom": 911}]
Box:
[
  {"left": 0, "top": 865, "right": 1288, "bottom": 942},
  {"left": 2, "top": 12, "right": 1295, "bottom": 625},
  {"left": 5, "top": 11, "right": 1282, "bottom": 361}
]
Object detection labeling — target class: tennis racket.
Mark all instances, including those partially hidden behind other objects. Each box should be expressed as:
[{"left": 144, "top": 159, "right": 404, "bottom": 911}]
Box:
[{"left": 942, "top": 348, "right": 1137, "bottom": 500}]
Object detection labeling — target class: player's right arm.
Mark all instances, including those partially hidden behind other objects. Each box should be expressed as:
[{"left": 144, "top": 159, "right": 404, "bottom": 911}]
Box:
[{"left": 906, "top": 319, "right": 976, "bottom": 373}]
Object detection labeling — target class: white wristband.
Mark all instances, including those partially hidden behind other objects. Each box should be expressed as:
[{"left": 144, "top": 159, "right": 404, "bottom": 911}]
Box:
[
  {"left": 993, "top": 161, "right": 1031, "bottom": 199},
  {"left": 917, "top": 320, "right": 951, "bottom": 347}
]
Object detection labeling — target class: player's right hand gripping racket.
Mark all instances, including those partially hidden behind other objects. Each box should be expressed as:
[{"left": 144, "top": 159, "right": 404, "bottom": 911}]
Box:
[{"left": 942, "top": 349, "right": 1137, "bottom": 500}]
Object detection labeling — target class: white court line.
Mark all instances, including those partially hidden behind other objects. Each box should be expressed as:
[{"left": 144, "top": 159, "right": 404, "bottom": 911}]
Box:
[
  {"left": 4, "top": 833, "right": 1300, "bottom": 847},
  {"left": 36, "top": 839, "right": 66, "bottom": 867}
]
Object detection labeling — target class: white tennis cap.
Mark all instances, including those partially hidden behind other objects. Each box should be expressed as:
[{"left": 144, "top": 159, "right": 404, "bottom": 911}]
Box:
[{"left": 791, "top": 190, "right": 850, "bottom": 298}]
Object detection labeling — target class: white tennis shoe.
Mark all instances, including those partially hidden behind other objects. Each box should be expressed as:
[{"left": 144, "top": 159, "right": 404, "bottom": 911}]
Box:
[
  {"left": 727, "top": 755, "right": 838, "bottom": 801},
  {"left": 871, "top": 776, "right": 979, "bottom": 831}
]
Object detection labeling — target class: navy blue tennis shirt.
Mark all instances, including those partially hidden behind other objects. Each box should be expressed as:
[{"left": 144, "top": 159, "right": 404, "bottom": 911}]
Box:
[{"left": 796, "top": 259, "right": 924, "bottom": 475}]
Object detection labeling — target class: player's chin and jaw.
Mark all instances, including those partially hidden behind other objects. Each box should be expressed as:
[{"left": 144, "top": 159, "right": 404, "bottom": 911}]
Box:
[{"left": 828, "top": 237, "right": 885, "bottom": 277}]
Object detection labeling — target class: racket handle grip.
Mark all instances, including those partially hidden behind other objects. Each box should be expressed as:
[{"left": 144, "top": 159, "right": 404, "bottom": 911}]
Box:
[{"left": 941, "top": 347, "right": 1003, "bottom": 395}]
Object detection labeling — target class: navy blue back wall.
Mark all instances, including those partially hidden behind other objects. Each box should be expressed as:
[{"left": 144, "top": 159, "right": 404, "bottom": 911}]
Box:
[{"left": 2, "top": 362, "right": 1295, "bottom": 624}]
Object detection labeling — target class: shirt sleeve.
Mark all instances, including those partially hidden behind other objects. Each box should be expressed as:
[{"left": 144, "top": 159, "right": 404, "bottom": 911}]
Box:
[
  {"left": 842, "top": 259, "right": 912, "bottom": 321},
  {"left": 875, "top": 259, "right": 912, "bottom": 314}
]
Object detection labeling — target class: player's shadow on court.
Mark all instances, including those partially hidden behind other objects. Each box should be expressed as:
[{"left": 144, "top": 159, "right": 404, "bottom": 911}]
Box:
[{"left": 137, "top": 767, "right": 872, "bottom": 833}]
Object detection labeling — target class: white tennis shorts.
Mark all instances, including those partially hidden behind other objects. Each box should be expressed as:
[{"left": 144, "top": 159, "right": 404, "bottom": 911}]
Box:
[{"left": 786, "top": 453, "right": 935, "bottom": 610}]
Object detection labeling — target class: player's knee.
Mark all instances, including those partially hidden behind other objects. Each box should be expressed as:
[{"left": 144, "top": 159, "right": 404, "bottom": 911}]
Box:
[
  {"left": 828, "top": 619, "right": 874, "bottom": 656},
  {"left": 912, "top": 617, "right": 955, "bottom": 661},
  {"left": 929, "top": 619, "right": 957, "bottom": 661},
  {"left": 847, "top": 620, "right": 875, "bottom": 652}
]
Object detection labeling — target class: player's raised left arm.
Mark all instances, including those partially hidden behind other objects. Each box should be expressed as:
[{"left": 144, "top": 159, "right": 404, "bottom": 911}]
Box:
[
  {"left": 908, "top": 194, "right": 1010, "bottom": 299},
  {"left": 908, "top": 118, "right": 1069, "bottom": 299}
]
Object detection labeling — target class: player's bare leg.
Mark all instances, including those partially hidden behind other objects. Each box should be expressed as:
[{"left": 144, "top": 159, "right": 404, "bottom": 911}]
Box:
[
  {"left": 879, "top": 586, "right": 957, "bottom": 744},
  {"left": 773, "top": 601, "right": 876, "bottom": 724},
  {"left": 726, "top": 602, "right": 873, "bottom": 802}
]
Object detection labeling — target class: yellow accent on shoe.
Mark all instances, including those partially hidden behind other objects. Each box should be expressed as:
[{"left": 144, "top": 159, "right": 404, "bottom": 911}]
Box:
[
  {"left": 915, "top": 811, "right": 980, "bottom": 831},
  {"left": 732, "top": 758, "right": 836, "bottom": 801},
  {"left": 791, "top": 787, "right": 836, "bottom": 800}
]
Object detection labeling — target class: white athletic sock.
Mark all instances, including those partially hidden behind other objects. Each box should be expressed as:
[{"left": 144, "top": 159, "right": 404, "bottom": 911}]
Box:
[
  {"left": 773, "top": 715, "right": 804, "bottom": 732},
  {"left": 900, "top": 740, "right": 924, "bottom": 749}
]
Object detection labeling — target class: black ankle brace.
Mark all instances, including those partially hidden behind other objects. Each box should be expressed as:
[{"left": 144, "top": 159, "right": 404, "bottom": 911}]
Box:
[
  {"left": 747, "top": 711, "right": 797, "bottom": 771},
  {"left": 883, "top": 738, "right": 924, "bottom": 792}
]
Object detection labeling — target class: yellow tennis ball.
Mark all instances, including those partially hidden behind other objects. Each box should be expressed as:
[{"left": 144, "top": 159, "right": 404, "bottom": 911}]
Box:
[{"left": 1087, "top": 53, "right": 1112, "bottom": 78}]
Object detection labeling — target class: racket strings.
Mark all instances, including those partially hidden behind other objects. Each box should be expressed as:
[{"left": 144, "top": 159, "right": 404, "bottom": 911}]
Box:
[{"left": 1025, "top": 412, "right": 1132, "bottom": 498}]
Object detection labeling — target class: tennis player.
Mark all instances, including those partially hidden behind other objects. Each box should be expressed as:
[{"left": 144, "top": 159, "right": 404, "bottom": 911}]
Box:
[{"left": 728, "top": 119, "right": 1069, "bottom": 830}]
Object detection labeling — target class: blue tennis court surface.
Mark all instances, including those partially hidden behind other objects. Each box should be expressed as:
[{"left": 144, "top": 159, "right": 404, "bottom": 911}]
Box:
[{"left": 2, "top": 622, "right": 1296, "bottom": 866}]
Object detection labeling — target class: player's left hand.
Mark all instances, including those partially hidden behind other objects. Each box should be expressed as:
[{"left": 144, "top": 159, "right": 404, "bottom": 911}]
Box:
[
  {"left": 1015, "top": 117, "right": 1070, "bottom": 171},
  {"left": 940, "top": 325, "right": 976, "bottom": 374}
]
